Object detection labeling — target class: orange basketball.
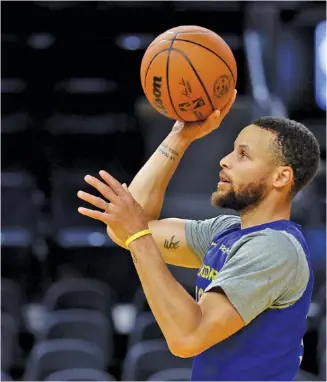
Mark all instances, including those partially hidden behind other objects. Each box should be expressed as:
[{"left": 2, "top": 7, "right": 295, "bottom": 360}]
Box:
[{"left": 140, "top": 25, "right": 237, "bottom": 122}]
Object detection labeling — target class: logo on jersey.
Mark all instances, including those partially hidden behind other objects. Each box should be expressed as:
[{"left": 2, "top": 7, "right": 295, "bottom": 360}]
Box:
[
  {"left": 197, "top": 264, "right": 219, "bottom": 281},
  {"left": 219, "top": 244, "right": 231, "bottom": 255}
]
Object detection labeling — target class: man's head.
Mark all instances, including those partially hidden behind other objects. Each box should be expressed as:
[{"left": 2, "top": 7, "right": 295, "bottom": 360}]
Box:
[{"left": 211, "top": 117, "right": 320, "bottom": 213}]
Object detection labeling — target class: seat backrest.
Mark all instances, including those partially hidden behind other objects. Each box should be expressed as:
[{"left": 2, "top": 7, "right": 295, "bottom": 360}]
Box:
[
  {"left": 1, "top": 279, "right": 22, "bottom": 324},
  {"left": 320, "top": 350, "right": 326, "bottom": 381},
  {"left": 1, "top": 313, "right": 19, "bottom": 371},
  {"left": 43, "top": 279, "right": 115, "bottom": 317},
  {"left": 132, "top": 288, "right": 150, "bottom": 316},
  {"left": 23, "top": 339, "right": 105, "bottom": 381},
  {"left": 44, "top": 368, "right": 116, "bottom": 381},
  {"left": 294, "top": 369, "right": 320, "bottom": 381},
  {"left": 0, "top": 371, "right": 12, "bottom": 381},
  {"left": 147, "top": 367, "right": 192, "bottom": 381},
  {"left": 45, "top": 112, "right": 131, "bottom": 135},
  {"left": 318, "top": 316, "right": 326, "bottom": 371},
  {"left": 1, "top": 112, "right": 30, "bottom": 133},
  {"left": 1, "top": 171, "right": 40, "bottom": 230},
  {"left": 122, "top": 340, "right": 193, "bottom": 381},
  {"left": 168, "top": 265, "right": 198, "bottom": 293},
  {"left": 50, "top": 170, "right": 104, "bottom": 230},
  {"left": 40, "top": 310, "right": 112, "bottom": 359},
  {"left": 128, "top": 312, "right": 163, "bottom": 348},
  {"left": 303, "top": 226, "right": 326, "bottom": 296}
]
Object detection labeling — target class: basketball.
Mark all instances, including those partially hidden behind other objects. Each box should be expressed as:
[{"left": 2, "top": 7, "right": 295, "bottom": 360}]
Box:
[{"left": 140, "top": 25, "right": 237, "bottom": 122}]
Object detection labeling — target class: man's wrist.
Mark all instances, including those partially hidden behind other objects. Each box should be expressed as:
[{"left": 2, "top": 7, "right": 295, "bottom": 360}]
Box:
[
  {"left": 168, "top": 131, "right": 194, "bottom": 147},
  {"left": 128, "top": 232, "right": 154, "bottom": 251},
  {"left": 125, "top": 227, "right": 151, "bottom": 248}
]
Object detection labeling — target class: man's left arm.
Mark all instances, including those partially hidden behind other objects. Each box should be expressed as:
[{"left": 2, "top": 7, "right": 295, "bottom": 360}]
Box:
[
  {"left": 129, "top": 233, "right": 245, "bottom": 358},
  {"left": 77, "top": 171, "right": 243, "bottom": 355},
  {"left": 129, "top": 229, "right": 308, "bottom": 358}
]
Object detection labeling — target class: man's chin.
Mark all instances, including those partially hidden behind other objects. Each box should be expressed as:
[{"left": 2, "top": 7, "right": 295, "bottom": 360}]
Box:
[{"left": 211, "top": 190, "right": 231, "bottom": 208}]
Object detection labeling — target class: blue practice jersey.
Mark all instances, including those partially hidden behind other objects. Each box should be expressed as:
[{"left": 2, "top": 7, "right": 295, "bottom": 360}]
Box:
[{"left": 190, "top": 219, "right": 313, "bottom": 381}]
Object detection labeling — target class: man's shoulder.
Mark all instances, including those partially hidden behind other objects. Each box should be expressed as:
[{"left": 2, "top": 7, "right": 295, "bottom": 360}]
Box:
[
  {"left": 185, "top": 214, "right": 240, "bottom": 236},
  {"left": 235, "top": 226, "right": 306, "bottom": 265},
  {"left": 241, "top": 226, "right": 303, "bottom": 249},
  {"left": 184, "top": 214, "right": 241, "bottom": 261},
  {"left": 210, "top": 214, "right": 241, "bottom": 232}
]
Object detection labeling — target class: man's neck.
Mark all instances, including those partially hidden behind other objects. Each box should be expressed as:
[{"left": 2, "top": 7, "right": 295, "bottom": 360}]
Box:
[{"left": 240, "top": 198, "right": 291, "bottom": 230}]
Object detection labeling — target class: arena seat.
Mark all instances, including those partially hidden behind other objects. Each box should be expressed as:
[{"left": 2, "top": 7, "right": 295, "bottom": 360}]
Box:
[
  {"left": 23, "top": 339, "right": 105, "bottom": 381},
  {"left": 1, "top": 111, "right": 30, "bottom": 134},
  {"left": 318, "top": 316, "right": 326, "bottom": 381},
  {"left": 122, "top": 340, "right": 193, "bottom": 381},
  {"left": 1, "top": 171, "right": 42, "bottom": 248},
  {"left": 294, "top": 369, "right": 320, "bottom": 381},
  {"left": 1, "top": 279, "right": 23, "bottom": 325},
  {"left": 128, "top": 312, "right": 163, "bottom": 349},
  {"left": 38, "top": 310, "right": 113, "bottom": 363},
  {"left": 1, "top": 313, "right": 19, "bottom": 372},
  {"left": 44, "top": 368, "right": 116, "bottom": 381},
  {"left": 50, "top": 170, "right": 117, "bottom": 248},
  {"left": 43, "top": 279, "right": 116, "bottom": 318},
  {"left": 147, "top": 367, "right": 192, "bottom": 381},
  {"left": 0, "top": 371, "right": 12, "bottom": 381}
]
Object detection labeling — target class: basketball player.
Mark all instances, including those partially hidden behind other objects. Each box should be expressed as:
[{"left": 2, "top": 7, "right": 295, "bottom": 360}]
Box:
[{"left": 77, "top": 90, "right": 321, "bottom": 381}]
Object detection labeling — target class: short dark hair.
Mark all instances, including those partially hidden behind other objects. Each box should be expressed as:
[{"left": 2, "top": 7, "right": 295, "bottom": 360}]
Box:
[{"left": 251, "top": 116, "right": 320, "bottom": 195}]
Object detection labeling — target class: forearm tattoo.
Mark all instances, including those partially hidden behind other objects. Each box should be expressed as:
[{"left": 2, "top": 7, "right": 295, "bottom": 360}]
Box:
[
  {"left": 164, "top": 235, "right": 180, "bottom": 250},
  {"left": 130, "top": 251, "right": 138, "bottom": 263},
  {"left": 158, "top": 142, "right": 180, "bottom": 161}
]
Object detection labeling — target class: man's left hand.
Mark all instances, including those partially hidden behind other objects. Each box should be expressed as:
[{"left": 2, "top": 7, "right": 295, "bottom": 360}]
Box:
[{"left": 77, "top": 170, "right": 149, "bottom": 242}]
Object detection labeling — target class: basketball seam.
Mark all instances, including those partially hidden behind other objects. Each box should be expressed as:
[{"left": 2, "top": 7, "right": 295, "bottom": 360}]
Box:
[
  {"left": 167, "top": 32, "right": 184, "bottom": 121},
  {"left": 171, "top": 47, "right": 215, "bottom": 112},
  {"left": 144, "top": 49, "right": 169, "bottom": 91},
  {"left": 174, "top": 38, "right": 236, "bottom": 84},
  {"left": 163, "top": 30, "right": 213, "bottom": 34},
  {"left": 147, "top": 37, "right": 236, "bottom": 85},
  {"left": 147, "top": 31, "right": 213, "bottom": 49}
]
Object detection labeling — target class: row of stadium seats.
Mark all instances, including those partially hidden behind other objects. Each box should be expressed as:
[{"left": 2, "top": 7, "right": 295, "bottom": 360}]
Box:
[
  {"left": 2, "top": 277, "right": 325, "bottom": 380},
  {"left": 2, "top": 367, "right": 192, "bottom": 382},
  {"left": 1, "top": 277, "right": 195, "bottom": 380}
]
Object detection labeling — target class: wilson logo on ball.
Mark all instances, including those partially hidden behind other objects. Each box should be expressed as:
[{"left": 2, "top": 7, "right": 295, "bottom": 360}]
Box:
[{"left": 152, "top": 76, "right": 168, "bottom": 115}]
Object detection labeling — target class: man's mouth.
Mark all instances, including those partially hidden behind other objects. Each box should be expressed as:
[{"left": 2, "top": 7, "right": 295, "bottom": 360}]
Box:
[{"left": 219, "top": 173, "right": 231, "bottom": 184}]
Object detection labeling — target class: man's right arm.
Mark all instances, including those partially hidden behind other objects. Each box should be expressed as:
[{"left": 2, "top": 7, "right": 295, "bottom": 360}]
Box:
[
  {"left": 106, "top": 95, "right": 238, "bottom": 267},
  {"left": 128, "top": 131, "right": 192, "bottom": 221},
  {"left": 107, "top": 130, "right": 203, "bottom": 267},
  {"left": 107, "top": 98, "right": 237, "bottom": 267}
]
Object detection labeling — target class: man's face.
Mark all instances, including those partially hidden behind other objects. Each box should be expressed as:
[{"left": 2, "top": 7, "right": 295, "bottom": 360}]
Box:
[{"left": 212, "top": 125, "right": 279, "bottom": 212}]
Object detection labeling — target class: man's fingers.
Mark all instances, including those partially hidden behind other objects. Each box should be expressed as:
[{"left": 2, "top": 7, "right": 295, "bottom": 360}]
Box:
[
  {"left": 84, "top": 175, "right": 120, "bottom": 203},
  {"left": 207, "top": 109, "right": 221, "bottom": 123},
  {"left": 77, "top": 191, "right": 108, "bottom": 211},
  {"left": 205, "top": 89, "right": 237, "bottom": 125},
  {"left": 77, "top": 207, "right": 108, "bottom": 223},
  {"left": 99, "top": 171, "right": 126, "bottom": 197}
]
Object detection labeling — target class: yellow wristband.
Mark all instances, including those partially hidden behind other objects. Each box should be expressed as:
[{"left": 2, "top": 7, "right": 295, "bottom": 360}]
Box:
[{"left": 125, "top": 229, "right": 152, "bottom": 248}]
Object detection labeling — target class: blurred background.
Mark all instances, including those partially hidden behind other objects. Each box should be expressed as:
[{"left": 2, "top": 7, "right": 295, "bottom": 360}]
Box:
[{"left": 1, "top": 1, "right": 326, "bottom": 381}]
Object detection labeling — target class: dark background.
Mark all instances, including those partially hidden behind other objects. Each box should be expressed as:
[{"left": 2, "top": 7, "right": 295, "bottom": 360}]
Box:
[{"left": 1, "top": 1, "right": 326, "bottom": 381}]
